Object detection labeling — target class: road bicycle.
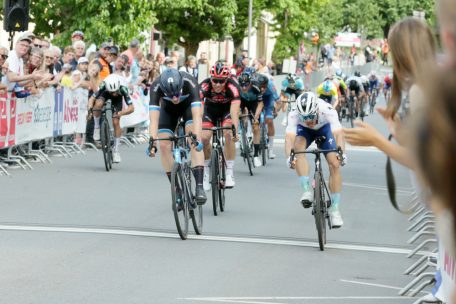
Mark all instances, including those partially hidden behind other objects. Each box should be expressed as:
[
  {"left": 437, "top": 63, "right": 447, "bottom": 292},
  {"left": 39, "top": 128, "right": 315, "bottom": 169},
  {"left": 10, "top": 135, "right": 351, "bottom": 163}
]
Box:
[
  {"left": 239, "top": 113, "right": 254, "bottom": 176},
  {"left": 259, "top": 111, "right": 269, "bottom": 166},
  {"left": 93, "top": 99, "right": 114, "bottom": 171},
  {"left": 369, "top": 88, "right": 378, "bottom": 114},
  {"left": 290, "top": 136, "right": 343, "bottom": 251},
  {"left": 203, "top": 122, "right": 236, "bottom": 216}
]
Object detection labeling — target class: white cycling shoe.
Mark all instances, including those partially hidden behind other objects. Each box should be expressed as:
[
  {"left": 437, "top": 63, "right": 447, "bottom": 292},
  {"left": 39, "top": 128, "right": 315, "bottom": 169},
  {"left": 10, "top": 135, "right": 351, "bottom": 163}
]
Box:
[
  {"left": 329, "top": 208, "right": 344, "bottom": 228},
  {"left": 93, "top": 128, "right": 101, "bottom": 141},
  {"left": 253, "top": 156, "right": 262, "bottom": 168},
  {"left": 300, "top": 190, "right": 313, "bottom": 208}
]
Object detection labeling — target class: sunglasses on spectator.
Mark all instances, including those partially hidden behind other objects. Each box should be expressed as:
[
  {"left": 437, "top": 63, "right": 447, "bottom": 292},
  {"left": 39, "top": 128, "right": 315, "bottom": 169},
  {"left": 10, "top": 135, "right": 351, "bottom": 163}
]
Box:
[
  {"left": 34, "top": 44, "right": 42, "bottom": 48},
  {"left": 211, "top": 78, "right": 226, "bottom": 84},
  {"left": 0, "top": 54, "right": 8, "bottom": 60},
  {"left": 299, "top": 113, "right": 316, "bottom": 121}
]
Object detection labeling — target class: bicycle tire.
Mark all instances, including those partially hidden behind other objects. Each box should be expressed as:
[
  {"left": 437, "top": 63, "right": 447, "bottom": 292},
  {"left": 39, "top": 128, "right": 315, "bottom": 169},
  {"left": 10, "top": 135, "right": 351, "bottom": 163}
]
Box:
[
  {"left": 241, "top": 123, "right": 253, "bottom": 176},
  {"left": 171, "top": 163, "right": 189, "bottom": 240},
  {"left": 349, "top": 99, "right": 355, "bottom": 128},
  {"left": 260, "top": 123, "right": 267, "bottom": 166},
  {"left": 219, "top": 147, "right": 226, "bottom": 212},
  {"left": 101, "top": 120, "right": 110, "bottom": 172},
  {"left": 314, "top": 172, "right": 326, "bottom": 251},
  {"left": 186, "top": 165, "right": 203, "bottom": 235},
  {"left": 210, "top": 149, "right": 219, "bottom": 216}
]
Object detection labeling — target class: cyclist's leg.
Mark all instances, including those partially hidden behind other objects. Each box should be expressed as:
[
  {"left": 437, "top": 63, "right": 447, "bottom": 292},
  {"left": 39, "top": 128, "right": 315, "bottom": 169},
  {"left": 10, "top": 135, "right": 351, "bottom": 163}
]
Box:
[
  {"left": 295, "top": 125, "right": 313, "bottom": 207},
  {"left": 111, "top": 101, "right": 123, "bottom": 155},
  {"left": 202, "top": 105, "right": 215, "bottom": 190},
  {"left": 222, "top": 112, "right": 236, "bottom": 187},
  {"left": 92, "top": 98, "right": 104, "bottom": 140},
  {"left": 264, "top": 97, "right": 276, "bottom": 158},
  {"left": 158, "top": 107, "right": 178, "bottom": 179}
]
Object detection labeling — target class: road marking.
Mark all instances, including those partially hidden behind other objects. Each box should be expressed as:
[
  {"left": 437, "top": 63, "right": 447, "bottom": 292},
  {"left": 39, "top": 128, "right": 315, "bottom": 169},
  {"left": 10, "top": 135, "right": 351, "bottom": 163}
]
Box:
[
  {"left": 272, "top": 139, "right": 381, "bottom": 152},
  {"left": 0, "top": 224, "right": 427, "bottom": 256},
  {"left": 340, "top": 279, "right": 428, "bottom": 295},
  {"left": 343, "top": 182, "right": 413, "bottom": 195},
  {"left": 179, "top": 296, "right": 414, "bottom": 303}
]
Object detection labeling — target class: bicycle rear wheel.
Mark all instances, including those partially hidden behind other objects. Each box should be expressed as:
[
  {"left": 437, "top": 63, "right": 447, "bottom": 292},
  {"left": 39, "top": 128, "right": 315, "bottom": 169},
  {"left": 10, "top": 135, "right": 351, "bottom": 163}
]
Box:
[
  {"left": 241, "top": 124, "right": 253, "bottom": 176},
  {"left": 188, "top": 166, "right": 203, "bottom": 234},
  {"left": 210, "top": 149, "right": 220, "bottom": 216},
  {"left": 348, "top": 99, "right": 355, "bottom": 128},
  {"left": 101, "top": 120, "right": 111, "bottom": 171},
  {"left": 314, "top": 172, "right": 326, "bottom": 251},
  {"left": 171, "top": 163, "right": 189, "bottom": 240},
  {"left": 260, "top": 123, "right": 268, "bottom": 166}
]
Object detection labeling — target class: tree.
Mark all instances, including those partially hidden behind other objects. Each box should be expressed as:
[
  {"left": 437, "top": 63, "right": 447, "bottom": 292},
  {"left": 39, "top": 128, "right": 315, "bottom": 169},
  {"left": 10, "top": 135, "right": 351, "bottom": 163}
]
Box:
[
  {"left": 30, "top": 0, "right": 156, "bottom": 48},
  {"left": 343, "top": 0, "right": 383, "bottom": 39},
  {"left": 230, "top": 0, "right": 267, "bottom": 50},
  {"left": 152, "top": 0, "right": 237, "bottom": 57}
]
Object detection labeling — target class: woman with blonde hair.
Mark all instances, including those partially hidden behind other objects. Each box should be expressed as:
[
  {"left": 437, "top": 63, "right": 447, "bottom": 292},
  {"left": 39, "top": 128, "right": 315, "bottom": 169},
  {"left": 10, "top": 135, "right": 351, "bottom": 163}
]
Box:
[{"left": 343, "top": 17, "right": 436, "bottom": 167}]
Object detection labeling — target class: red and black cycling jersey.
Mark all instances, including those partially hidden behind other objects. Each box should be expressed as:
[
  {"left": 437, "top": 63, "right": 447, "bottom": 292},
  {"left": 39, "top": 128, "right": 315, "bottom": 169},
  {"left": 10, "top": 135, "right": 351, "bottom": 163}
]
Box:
[
  {"left": 199, "top": 77, "right": 241, "bottom": 105},
  {"left": 149, "top": 71, "right": 200, "bottom": 107}
]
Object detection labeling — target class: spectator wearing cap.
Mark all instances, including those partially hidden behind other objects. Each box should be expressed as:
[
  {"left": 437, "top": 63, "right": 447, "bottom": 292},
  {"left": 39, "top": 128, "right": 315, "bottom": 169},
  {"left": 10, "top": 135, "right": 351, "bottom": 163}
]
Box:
[
  {"left": 71, "top": 30, "right": 84, "bottom": 43},
  {"left": 121, "top": 38, "right": 139, "bottom": 66},
  {"left": 107, "top": 46, "right": 118, "bottom": 65},
  {"left": 95, "top": 42, "right": 112, "bottom": 81},
  {"left": 5, "top": 34, "right": 43, "bottom": 93},
  {"left": 165, "top": 56, "right": 178, "bottom": 70},
  {"left": 77, "top": 57, "right": 89, "bottom": 78}
]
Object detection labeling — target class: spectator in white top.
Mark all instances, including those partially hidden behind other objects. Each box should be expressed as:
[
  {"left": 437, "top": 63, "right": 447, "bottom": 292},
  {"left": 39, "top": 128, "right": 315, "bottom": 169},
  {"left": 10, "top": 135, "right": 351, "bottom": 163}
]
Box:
[
  {"left": 71, "top": 30, "right": 84, "bottom": 43},
  {"left": 5, "top": 34, "right": 43, "bottom": 92},
  {"left": 179, "top": 55, "right": 198, "bottom": 78},
  {"left": 155, "top": 52, "right": 166, "bottom": 73}
]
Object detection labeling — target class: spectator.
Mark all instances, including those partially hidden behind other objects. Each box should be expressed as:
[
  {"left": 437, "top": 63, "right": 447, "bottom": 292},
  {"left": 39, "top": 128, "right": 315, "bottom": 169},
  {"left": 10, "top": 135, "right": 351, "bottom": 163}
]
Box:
[
  {"left": 72, "top": 40, "right": 86, "bottom": 67},
  {"left": 26, "top": 47, "right": 43, "bottom": 75},
  {"left": 39, "top": 48, "right": 61, "bottom": 87},
  {"left": 77, "top": 57, "right": 89, "bottom": 78},
  {"left": 0, "top": 46, "right": 9, "bottom": 92},
  {"left": 121, "top": 38, "right": 140, "bottom": 66},
  {"left": 164, "top": 56, "right": 178, "bottom": 69},
  {"left": 170, "top": 50, "right": 182, "bottom": 68},
  {"left": 51, "top": 46, "right": 62, "bottom": 73},
  {"left": 95, "top": 42, "right": 112, "bottom": 81},
  {"left": 436, "top": 0, "right": 456, "bottom": 66},
  {"left": 113, "top": 54, "right": 129, "bottom": 77},
  {"left": 5, "top": 34, "right": 43, "bottom": 94},
  {"left": 381, "top": 39, "right": 389, "bottom": 65},
  {"left": 60, "top": 63, "right": 73, "bottom": 88},
  {"left": 130, "top": 49, "right": 143, "bottom": 86},
  {"left": 350, "top": 44, "right": 357, "bottom": 66},
  {"left": 155, "top": 52, "right": 166, "bottom": 73},
  {"left": 364, "top": 42, "right": 374, "bottom": 63},
  {"left": 71, "top": 30, "right": 84, "bottom": 43},
  {"left": 55, "top": 46, "right": 75, "bottom": 74},
  {"left": 179, "top": 55, "right": 198, "bottom": 78},
  {"left": 198, "top": 51, "right": 208, "bottom": 65},
  {"left": 256, "top": 57, "right": 268, "bottom": 74},
  {"left": 32, "top": 36, "right": 42, "bottom": 49},
  {"left": 41, "top": 39, "right": 50, "bottom": 49}
]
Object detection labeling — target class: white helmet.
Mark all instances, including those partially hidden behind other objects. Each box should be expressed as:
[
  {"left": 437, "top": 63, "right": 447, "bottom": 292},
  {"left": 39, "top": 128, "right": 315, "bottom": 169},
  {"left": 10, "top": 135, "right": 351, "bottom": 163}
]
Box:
[
  {"left": 296, "top": 92, "right": 318, "bottom": 116},
  {"left": 104, "top": 75, "right": 121, "bottom": 92}
]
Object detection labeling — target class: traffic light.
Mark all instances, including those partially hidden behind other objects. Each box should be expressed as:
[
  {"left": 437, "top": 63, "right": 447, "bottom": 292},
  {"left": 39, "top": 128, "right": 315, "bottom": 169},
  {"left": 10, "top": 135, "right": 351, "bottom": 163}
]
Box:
[{"left": 3, "top": 0, "right": 29, "bottom": 32}]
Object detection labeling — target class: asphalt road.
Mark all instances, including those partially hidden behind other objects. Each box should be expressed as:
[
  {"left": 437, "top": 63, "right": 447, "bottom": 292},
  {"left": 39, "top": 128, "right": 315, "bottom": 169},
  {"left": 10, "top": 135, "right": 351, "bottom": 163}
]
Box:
[{"left": 0, "top": 74, "right": 430, "bottom": 304}]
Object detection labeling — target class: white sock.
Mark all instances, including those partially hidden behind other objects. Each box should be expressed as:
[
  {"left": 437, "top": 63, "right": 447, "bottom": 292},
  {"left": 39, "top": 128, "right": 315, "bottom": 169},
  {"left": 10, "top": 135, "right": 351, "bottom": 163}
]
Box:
[
  {"left": 226, "top": 160, "right": 234, "bottom": 176},
  {"left": 114, "top": 137, "right": 120, "bottom": 152},
  {"left": 94, "top": 116, "right": 100, "bottom": 128},
  {"left": 268, "top": 137, "right": 274, "bottom": 149}
]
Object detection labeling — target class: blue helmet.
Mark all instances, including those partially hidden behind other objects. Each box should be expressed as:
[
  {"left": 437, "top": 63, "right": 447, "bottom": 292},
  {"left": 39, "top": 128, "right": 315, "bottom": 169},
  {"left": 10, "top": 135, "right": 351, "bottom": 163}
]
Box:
[
  {"left": 322, "top": 80, "right": 332, "bottom": 93},
  {"left": 238, "top": 72, "right": 251, "bottom": 87},
  {"left": 335, "top": 69, "right": 343, "bottom": 77}
]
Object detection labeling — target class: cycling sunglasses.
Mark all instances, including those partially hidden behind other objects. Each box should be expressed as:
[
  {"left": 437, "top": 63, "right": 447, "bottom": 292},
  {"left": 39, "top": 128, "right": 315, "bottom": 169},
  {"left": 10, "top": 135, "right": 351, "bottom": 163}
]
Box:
[
  {"left": 211, "top": 78, "right": 226, "bottom": 84},
  {"left": 300, "top": 113, "right": 316, "bottom": 121}
]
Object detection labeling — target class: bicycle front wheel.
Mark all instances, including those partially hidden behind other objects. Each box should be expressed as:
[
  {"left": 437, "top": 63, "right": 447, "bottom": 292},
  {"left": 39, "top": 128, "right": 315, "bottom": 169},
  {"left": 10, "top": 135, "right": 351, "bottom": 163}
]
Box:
[
  {"left": 314, "top": 172, "right": 326, "bottom": 251},
  {"left": 218, "top": 148, "right": 226, "bottom": 212},
  {"left": 101, "top": 120, "right": 111, "bottom": 171},
  {"left": 171, "top": 163, "right": 189, "bottom": 240},
  {"left": 260, "top": 123, "right": 268, "bottom": 166},
  {"left": 210, "top": 149, "right": 220, "bottom": 216},
  {"left": 241, "top": 126, "right": 253, "bottom": 176},
  {"left": 349, "top": 100, "right": 355, "bottom": 128}
]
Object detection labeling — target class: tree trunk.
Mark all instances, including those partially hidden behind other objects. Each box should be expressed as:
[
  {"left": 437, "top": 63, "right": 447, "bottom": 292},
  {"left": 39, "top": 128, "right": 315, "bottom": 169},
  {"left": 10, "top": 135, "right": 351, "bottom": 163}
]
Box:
[{"left": 182, "top": 41, "right": 200, "bottom": 58}]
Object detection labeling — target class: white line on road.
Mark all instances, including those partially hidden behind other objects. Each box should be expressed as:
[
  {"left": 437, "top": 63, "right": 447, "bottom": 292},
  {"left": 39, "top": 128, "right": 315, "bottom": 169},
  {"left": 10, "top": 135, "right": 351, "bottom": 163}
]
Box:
[
  {"left": 342, "top": 182, "right": 413, "bottom": 195},
  {"left": 340, "top": 279, "right": 427, "bottom": 295},
  {"left": 178, "top": 296, "right": 414, "bottom": 303},
  {"left": 0, "top": 224, "right": 426, "bottom": 256}
]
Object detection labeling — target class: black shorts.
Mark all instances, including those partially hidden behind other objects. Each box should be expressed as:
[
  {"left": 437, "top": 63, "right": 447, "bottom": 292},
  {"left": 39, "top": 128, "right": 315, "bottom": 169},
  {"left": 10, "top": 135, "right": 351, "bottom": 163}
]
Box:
[
  {"left": 284, "top": 88, "right": 303, "bottom": 100},
  {"left": 98, "top": 95, "right": 123, "bottom": 113},
  {"left": 203, "top": 102, "right": 232, "bottom": 128},
  {"left": 158, "top": 100, "right": 193, "bottom": 134},
  {"left": 319, "top": 95, "right": 333, "bottom": 104},
  {"left": 363, "top": 83, "right": 370, "bottom": 92},
  {"left": 240, "top": 100, "right": 259, "bottom": 116}
]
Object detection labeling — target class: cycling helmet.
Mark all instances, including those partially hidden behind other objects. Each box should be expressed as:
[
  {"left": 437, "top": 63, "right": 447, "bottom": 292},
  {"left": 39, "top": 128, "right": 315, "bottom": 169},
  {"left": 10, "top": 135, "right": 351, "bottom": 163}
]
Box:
[
  {"left": 287, "top": 73, "right": 297, "bottom": 83},
  {"left": 104, "top": 74, "right": 121, "bottom": 92},
  {"left": 322, "top": 80, "right": 332, "bottom": 93},
  {"left": 210, "top": 62, "right": 230, "bottom": 78},
  {"left": 296, "top": 92, "right": 318, "bottom": 116},
  {"left": 335, "top": 69, "right": 343, "bottom": 77},
  {"left": 370, "top": 70, "right": 376, "bottom": 77},
  {"left": 243, "top": 66, "right": 256, "bottom": 75},
  {"left": 159, "top": 68, "right": 184, "bottom": 97},
  {"left": 256, "top": 74, "right": 269, "bottom": 87},
  {"left": 238, "top": 72, "right": 251, "bottom": 86},
  {"left": 354, "top": 71, "right": 361, "bottom": 77}
]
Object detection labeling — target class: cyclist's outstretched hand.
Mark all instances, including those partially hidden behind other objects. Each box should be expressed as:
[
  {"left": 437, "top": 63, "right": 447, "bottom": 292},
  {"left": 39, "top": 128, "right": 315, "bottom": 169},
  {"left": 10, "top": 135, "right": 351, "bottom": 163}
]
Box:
[{"left": 147, "top": 138, "right": 157, "bottom": 157}]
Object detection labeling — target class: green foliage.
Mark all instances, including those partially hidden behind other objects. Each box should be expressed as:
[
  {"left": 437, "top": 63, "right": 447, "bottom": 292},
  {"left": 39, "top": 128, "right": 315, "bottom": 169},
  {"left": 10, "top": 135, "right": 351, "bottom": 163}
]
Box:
[
  {"left": 30, "top": 0, "right": 156, "bottom": 48},
  {"left": 230, "top": 0, "right": 267, "bottom": 49}
]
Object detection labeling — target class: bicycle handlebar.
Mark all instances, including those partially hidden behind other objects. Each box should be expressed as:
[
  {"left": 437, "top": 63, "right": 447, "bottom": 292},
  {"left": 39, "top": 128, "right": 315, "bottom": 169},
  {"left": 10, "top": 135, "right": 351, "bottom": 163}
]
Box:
[
  {"left": 148, "top": 132, "right": 198, "bottom": 154},
  {"left": 203, "top": 124, "right": 236, "bottom": 137}
]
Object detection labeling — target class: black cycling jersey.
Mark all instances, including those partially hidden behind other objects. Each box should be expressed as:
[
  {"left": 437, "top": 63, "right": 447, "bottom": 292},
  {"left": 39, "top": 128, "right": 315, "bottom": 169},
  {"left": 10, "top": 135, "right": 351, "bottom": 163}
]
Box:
[{"left": 94, "top": 82, "right": 131, "bottom": 112}]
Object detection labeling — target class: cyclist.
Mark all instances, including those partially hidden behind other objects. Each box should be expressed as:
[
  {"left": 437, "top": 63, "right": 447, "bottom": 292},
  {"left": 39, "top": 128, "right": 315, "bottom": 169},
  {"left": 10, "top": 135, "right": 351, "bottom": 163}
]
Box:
[
  {"left": 383, "top": 74, "right": 392, "bottom": 101},
  {"left": 147, "top": 68, "right": 207, "bottom": 204},
  {"left": 200, "top": 63, "right": 240, "bottom": 190},
  {"left": 316, "top": 78, "right": 339, "bottom": 108},
  {"left": 286, "top": 92, "right": 346, "bottom": 228},
  {"left": 360, "top": 73, "right": 370, "bottom": 116},
  {"left": 257, "top": 73, "right": 280, "bottom": 159},
  {"left": 333, "top": 70, "right": 349, "bottom": 118},
  {"left": 280, "top": 73, "right": 304, "bottom": 125},
  {"left": 89, "top": 74, "right": 134, "bottom": 163},
  {"left": 238, "top": 72, "right": 264, "bottom": 167},
  {"left": 368, "top": 71, "right": 380, "bottom": 106},
  {"left": 345, "top": 71, "right": 365, "bottom": 117}
]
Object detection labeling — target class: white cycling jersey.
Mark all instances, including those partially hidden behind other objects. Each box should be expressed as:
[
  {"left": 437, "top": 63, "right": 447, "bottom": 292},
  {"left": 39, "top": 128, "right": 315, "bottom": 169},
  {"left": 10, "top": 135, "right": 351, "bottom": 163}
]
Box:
[{"left": 286, "top": 99, "right": 342, "bottom": 133}]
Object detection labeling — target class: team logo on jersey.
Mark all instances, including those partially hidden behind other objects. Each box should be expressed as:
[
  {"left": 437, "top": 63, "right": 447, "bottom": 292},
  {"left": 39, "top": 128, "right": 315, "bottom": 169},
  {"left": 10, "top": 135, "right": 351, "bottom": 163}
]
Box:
[{"left": 167, "top": 77, "right": 174, "bottom": 84}]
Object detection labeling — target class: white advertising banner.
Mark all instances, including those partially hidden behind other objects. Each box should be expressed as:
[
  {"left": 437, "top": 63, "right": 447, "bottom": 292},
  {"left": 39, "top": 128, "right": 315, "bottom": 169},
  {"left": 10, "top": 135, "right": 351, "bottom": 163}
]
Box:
[
  {"left": 61, "top": 87, "right": 79, "bottom": 135},
  {"left": 75, "top": 88, "right": 89, "bottom": 133},
  {"left": 334, "top": 32, "right": 362, "bottom": 47},
  {"left": 120, "top": 87, "right": 149, "bottom": 129}
]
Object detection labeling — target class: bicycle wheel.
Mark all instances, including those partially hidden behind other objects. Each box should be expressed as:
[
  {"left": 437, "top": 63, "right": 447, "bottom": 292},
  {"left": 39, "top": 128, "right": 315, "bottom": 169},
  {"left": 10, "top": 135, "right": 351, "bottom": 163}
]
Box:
[
  {"left": 187, "top": 165, "right": 203, "bottom": 235},
  {"left": 241, "top": 124, "right": 253, "bottom": 176},
  {"left": 210, "top": 149, "right": 220, "bottom": 216},
  {"left": 348, "top": 99, "right": 355, "bottom": 128},
  {"left": 171, "top": 163, "right": 189, "bottom": 240},
  {"left": 101, "top": 120, "right": 110, "bottom": 172},
  {"left": 260, "top": 123, "right": 267, "bottom": 166},
  {"left": 219, "top": 147, "right": 226, "bottom": 212},
  {"left": 313, "top": 172, "right": 326, "bottom": 251}
]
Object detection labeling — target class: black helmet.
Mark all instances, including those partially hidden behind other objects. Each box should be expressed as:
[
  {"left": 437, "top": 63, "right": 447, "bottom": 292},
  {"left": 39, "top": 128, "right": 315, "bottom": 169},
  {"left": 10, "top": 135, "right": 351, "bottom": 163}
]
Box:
[
  {"left": 257, "top": 74, "right": 269, "bottom": 87},
  {"left": 354, "top": 71, "right": 361, "bottom": 77},
  {"left": 238, "top": 72, "right": 251, "bottom": 86},
  {"left": 159, "top": 69, "right": 184, "bottom": 97}
]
